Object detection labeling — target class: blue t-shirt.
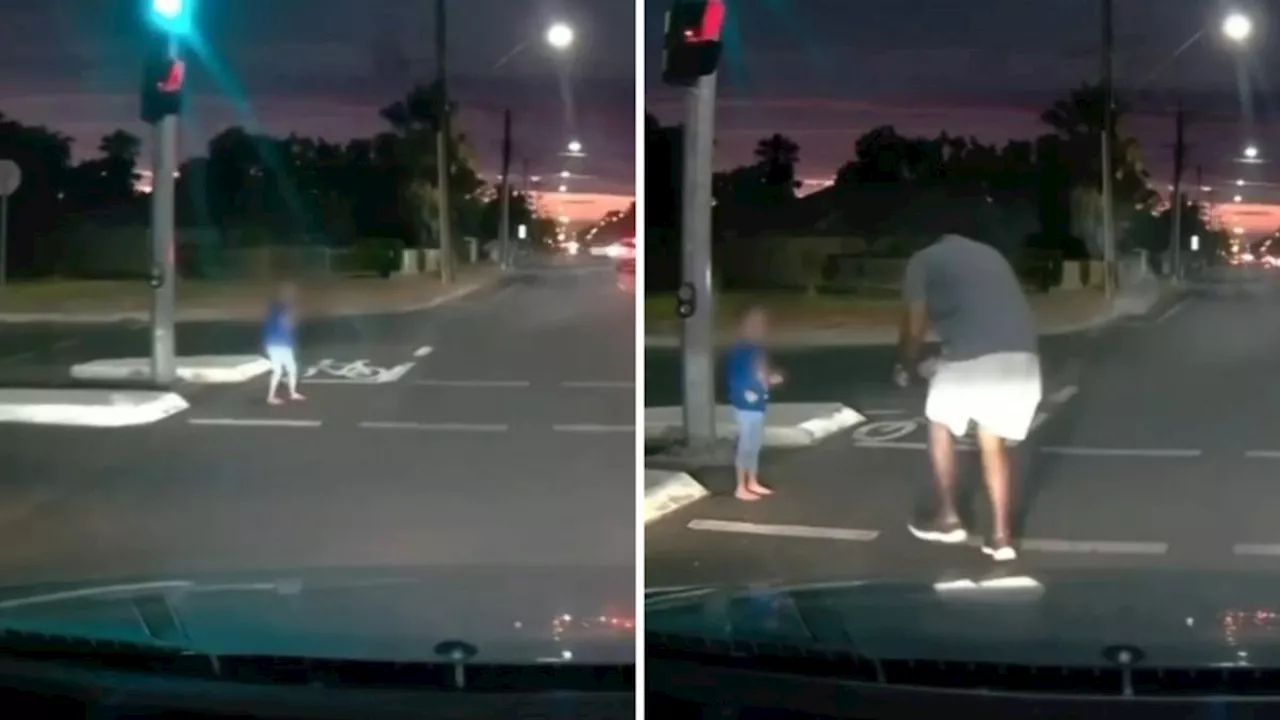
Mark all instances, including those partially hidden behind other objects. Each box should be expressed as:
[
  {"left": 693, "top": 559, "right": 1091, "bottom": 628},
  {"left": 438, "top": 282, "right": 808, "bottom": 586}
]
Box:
[
  {"left": 727, "top": 341, "right": 768, "bottom": 412},
  {"left": 263, "top": 301, "right": 295, "bottom": 348}
]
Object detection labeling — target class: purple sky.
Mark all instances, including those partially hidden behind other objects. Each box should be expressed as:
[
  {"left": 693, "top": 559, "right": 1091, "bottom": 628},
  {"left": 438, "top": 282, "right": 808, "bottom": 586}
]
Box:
[{"left": 0, "top": 0, "right": 636, "bottom": 207}]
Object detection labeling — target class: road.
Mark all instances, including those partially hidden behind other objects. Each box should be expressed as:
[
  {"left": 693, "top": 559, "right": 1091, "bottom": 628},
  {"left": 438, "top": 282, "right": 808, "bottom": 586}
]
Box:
[
  {"left": 0, "top": 255, "right": 635, "bottom": 588},
  {"left": 647, "top": 267, "right": 1280, "bottom": 588}
]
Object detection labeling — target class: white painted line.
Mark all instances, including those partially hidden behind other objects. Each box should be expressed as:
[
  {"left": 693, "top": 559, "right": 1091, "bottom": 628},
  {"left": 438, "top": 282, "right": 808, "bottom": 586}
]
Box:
[
  {"left": 854, "top": 440, "right": 977, "bottom": 451},
  {"left": 0, "top": 351, "right": 33, "bottom": 363},
  {"left": 1155, "top": 299, "right": 1187, "bottom": 324},
  {"left": 1038, "top": 446, "right": 1201, "bottom": 457},
  {"left": 687, "top": 519, "right": 880, "bottom": 542},
  {"left": 412, "top": 345, "right": 433, "bottom": 358},
  {"left": 965, "top": 537, "right": 1167, "bottom": 555},
  {"left": 358, "top": 421, "right": 509, "bottom": 432},
  {"left": 1245, "top": 450, "right": 1280, "bottom": 459},
  {"left": 412, "top": 379, "right": 531, "bottom": 388},
  {"left": 552, "top": 424, "right": 634, "bottom": 433},
  {"left": 1046, "top": 385, "right": 1079, "bottom": 404},
  {"left": 861, "top": 409, "right": 909, "bottom": 416},
  {"left": 560, "top": 381, "right": 634, "bottom": 388},
  {"left": 188, "top": 418, "right": 321, "bottom": 428},
  {"left": 1234, "top": 544, "right": 1280, "bottom": 556}
]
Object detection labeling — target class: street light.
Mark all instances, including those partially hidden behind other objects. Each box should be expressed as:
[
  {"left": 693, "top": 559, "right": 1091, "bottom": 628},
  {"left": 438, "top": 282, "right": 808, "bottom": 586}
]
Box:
[
  {"left": 1235, "top": 195, "right": 1243, "bottom": 202},
  {"left": 546, "top": 22, "right": 575, "bottom": 50},
  {"left": 1237, "top": 179, "right": 1246, "bottom": 186},
  {"left": 558, "top": 184, "right": 568, "bottom": 192},
  {"left": 1245, "top": 145, "right": 1259, "bottom": 159},
  {"left": 560, "top": 170, "right": 570, "bottom": 178},
  {"left": 1223, "top": 12, "right": 1253, "bottom": 43},
  {"left": 148, "top": 0, "right": 194, "bottom": 35},
  {"left": 567, "top": 140, "right": 583, "bottom": 153}
]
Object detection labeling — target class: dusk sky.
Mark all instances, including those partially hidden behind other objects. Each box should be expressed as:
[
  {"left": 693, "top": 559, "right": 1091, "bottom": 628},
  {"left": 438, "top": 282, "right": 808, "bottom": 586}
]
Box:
[
  {"left": 645, "top": 0, "right": 1280, "bottom": 236},
  {"left": 0, "top": 0, "right": 635, "bottom": 222}
]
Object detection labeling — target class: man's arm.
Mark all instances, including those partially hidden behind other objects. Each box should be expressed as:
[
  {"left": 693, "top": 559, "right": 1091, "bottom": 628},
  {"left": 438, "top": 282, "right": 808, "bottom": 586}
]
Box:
[{"left": 897, "top": 255, "right": 930, "bottom": 370}]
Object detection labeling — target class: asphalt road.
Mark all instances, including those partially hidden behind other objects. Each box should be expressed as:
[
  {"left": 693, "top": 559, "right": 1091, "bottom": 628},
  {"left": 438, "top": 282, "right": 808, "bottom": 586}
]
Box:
[
  {"left": 0, "top": 255, "right": 635, "bottom": 589},
  {"left": 647, "top": 267, "right": 1280, "bottom": 588}
]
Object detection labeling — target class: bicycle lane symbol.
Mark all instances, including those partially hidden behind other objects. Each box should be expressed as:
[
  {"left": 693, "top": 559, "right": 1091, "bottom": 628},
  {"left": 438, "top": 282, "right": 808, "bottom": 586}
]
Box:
[
  {"left": 851, "top": 410, "right": 1053, "bottom": 448},
  {"left": 301, "top": 358, "right": 415, "bottom": 385}
]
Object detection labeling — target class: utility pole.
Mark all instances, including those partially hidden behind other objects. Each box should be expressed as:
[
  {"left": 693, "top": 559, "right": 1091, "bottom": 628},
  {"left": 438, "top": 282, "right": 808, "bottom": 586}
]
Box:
[
  {"left": 1170, "top": 102, "right": 1187, "bottom": 280},
  {"left": 1100, "top": 0, "right": 1117, "bottom": 298},
  {"left": 679, "top": 73, "right": 718, "bottom": 450},
  {"left": 499, "top": 109, "right": 513, "bottom": 269},
  {"left": 434, "top": 0, "right": 454, "bottom": 283}
]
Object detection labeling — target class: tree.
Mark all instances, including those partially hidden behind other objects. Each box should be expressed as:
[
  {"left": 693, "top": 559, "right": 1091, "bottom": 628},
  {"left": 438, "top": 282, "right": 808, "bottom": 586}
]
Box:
[{"left": 752, "top": 133, "right": 801, "bottom": 191}]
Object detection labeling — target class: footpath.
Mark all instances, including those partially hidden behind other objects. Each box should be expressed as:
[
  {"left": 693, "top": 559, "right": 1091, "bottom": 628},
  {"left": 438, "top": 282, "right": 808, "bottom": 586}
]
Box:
[
  {"left": 0, "top": 265, "right": 500, "bottom": 324},
  {"left": 644, "top": 288, "right": 1154, "bottom": 348}
]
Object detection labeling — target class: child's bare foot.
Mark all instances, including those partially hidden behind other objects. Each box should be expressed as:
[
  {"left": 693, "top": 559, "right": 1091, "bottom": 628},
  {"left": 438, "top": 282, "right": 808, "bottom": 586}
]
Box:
[
  {"left": 289, "top": 393, "right": 307, "bottom": 401},
  {"left": 734, "top": 487, "right": 762, "bottom": 501},
  {"left": 267, "top": 396, "right": 284, "bottom": 406},
  {"left": 746, "top": 482, "right": 774, "bottom": 495}
]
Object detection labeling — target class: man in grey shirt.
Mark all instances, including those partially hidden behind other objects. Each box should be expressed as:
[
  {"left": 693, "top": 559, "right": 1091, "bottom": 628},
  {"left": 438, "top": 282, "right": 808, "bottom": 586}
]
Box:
[{"left": 894, "top": 233, "right": 1041, "bottom": 562}]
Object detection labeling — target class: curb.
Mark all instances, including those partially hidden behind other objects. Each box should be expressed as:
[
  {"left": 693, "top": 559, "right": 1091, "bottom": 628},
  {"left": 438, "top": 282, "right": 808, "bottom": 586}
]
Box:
[
  {"left": 0, "top": 389, "right": 189, "bottom": 427},
  {"left": 70, "top": 356, "right": 271, "bottom": 385},
  {"left": 644, "top": 469, "right": 710, "bottom": 525},
  {"left": 0, "top": 274, "right": 497, "bottom": 325}
]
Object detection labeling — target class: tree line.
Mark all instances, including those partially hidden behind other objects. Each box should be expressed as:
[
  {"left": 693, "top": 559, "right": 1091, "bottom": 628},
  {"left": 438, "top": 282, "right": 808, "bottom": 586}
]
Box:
[
  {"left": 0, "top": 81, "right": 549, "bottom": 277},
  {"left": 646, "top": 84, "right": 1230, "bottom": 287}
]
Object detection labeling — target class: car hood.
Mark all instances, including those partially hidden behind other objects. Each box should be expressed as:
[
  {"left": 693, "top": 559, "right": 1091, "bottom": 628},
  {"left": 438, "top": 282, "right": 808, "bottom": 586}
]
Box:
[
  {"left": 647, "top": 568, "right": 1280, "bottom": 668},
  {"left": 0, "top": 565, "right": 633, "bottom": 664}
]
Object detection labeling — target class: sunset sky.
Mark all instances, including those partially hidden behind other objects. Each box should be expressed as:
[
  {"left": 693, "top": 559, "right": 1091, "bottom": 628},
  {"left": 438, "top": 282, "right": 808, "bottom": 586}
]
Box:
[
  {"left": 0, "top": 0, "right": 635, "bottom": 223},
  {"left": 645, "top": 0, "right": 1280, "bottom": 237}
]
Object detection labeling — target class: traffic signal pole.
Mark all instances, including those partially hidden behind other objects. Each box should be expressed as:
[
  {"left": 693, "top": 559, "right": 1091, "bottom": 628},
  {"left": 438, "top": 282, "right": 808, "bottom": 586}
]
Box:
[
  {"left": 149, "top": 34, "right": 178, "bottom": 386},
  {"left": 435, "top": 0, "right": 455, "bottom": 284},
  {"left": 499, "top": 109, "right": 513, "bottom": 270},
  {"left": 679, "top": 72, "right": 718, "bottom": 449}
]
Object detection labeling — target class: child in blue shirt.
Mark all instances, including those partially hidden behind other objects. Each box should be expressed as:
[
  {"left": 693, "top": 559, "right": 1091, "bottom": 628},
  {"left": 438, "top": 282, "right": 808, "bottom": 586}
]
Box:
[
  {"left": 264, "top": 283, "right": 306, "bottom": 405},
  {"left": 726, "top": 307, "right": 784, "bottom": 501}
]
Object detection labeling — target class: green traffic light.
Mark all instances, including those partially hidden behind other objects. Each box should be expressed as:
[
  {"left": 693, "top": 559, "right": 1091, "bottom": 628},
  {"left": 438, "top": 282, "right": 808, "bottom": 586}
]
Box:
[{"left": 149, "top": 0, "right": 193, "bottom": 35}]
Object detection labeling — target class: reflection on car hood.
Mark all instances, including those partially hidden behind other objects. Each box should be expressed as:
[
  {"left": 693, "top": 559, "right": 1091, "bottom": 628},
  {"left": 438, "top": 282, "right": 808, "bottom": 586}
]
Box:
[
  {"left": 0, "top": 565, "right": 633, "bottom": 664},
  {"left": 647, "top": 568, "right": 1280, "bottom": 668}
]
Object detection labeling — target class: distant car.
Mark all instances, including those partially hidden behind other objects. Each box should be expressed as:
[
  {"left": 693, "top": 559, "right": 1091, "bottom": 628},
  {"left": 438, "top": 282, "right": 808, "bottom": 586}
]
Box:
[{"left": 615, "top": 237, "right": 635, "bottom": 294}]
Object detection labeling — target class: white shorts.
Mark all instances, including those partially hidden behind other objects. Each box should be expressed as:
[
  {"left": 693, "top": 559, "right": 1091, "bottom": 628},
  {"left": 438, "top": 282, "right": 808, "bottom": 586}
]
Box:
[{"left": 924, "top": 352, "right": 1042, "bottom": 441}]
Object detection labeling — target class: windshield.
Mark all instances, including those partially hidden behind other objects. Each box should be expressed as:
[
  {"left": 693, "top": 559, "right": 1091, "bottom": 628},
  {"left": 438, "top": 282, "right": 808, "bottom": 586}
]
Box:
[
  {"left": 0, "top": 0, "right": 635, "bottom": 665},
  {"left": 643, "top": 0, "right": 1273, "bottom": 670}
]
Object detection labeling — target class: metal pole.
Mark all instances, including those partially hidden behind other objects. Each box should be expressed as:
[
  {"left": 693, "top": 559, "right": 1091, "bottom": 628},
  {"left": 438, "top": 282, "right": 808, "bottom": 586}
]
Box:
[
  {"left": 150, "top": 34, "right": 179, "bottom": 386},
  {"left": 1100, "top": 0, "right": 1117, "bottom": 298},
  {"left": 435, "top": 0, "right": 454, "bottom": 284},
  {"left": 1170, "top": 102, "right": 1186, "bottom": 280},
  {"left": 0, "top": 194, "right": 8, "bottom": 287},
  {"left": 680, "top": 73, "right": 718, "bottom": 449},
  {"left": 499, "top": 108, "right": 513, "bottom": 270}
]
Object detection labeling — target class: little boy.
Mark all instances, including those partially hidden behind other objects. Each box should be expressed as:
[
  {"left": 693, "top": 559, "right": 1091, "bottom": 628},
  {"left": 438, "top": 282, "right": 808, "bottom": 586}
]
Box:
[{"left": 726, "top": 307, "right": 784, "bottom": 501}]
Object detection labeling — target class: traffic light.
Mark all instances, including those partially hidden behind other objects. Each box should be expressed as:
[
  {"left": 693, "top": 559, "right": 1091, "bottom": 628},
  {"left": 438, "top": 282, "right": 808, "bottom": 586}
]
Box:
[
  {"left": 147, "top": 0, "right": 194, "bottom": 36},
  {"left": 662, "top": 0, "right": 725, "bottom": 86},
  {"left": 140, "top": 43, "right": 186, "bottom": 124},
  {"left": 677, "top": 283, "right": 696, "bottom": 318}
]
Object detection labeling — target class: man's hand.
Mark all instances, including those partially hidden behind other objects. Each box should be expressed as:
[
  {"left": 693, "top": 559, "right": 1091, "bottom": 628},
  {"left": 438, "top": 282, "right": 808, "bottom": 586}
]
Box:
[{"left": 892, "top": 363, "right": 911, "bottom": 388}]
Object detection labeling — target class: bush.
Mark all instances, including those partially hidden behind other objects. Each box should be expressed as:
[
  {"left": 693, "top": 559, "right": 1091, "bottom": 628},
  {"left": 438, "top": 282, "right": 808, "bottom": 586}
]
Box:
[{"left": 351, "top": 237, "right": 402, "bottom": 278}]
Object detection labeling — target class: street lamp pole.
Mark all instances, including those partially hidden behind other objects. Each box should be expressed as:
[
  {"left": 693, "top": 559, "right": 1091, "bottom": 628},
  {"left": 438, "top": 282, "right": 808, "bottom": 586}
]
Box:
[
  {"left": 499, "top": 109, "right": 513, "bottom": 269},
  {"left": 435, "top": 0, "right": 454, "bottom": 284},
  {"left": 1100, "top": 0, "right": 1117, "bottom": 299},
  {"left": 150, "top": 32, "right": 179, "bottom": 386}
]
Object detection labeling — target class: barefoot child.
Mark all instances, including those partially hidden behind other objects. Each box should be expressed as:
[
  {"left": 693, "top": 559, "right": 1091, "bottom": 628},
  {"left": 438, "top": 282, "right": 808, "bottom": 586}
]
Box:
[
  {"left": 263, "top": 283, "right": 307, "bottom": 406},
  {"left": 726, "top": 307, "right": 784, "bottom": 501}
]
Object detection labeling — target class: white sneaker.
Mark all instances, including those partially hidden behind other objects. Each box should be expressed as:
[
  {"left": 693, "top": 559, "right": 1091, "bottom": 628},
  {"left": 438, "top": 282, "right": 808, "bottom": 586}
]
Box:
[{"left": 982, "top": 540, "right": 1018, "bottom": 562}]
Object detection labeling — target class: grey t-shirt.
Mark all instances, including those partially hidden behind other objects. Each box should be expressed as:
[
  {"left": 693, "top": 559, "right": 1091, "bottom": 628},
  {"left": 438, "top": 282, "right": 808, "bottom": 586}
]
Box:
[{"left": 902, "top": 234, "right": 1037, "bottom": 361}]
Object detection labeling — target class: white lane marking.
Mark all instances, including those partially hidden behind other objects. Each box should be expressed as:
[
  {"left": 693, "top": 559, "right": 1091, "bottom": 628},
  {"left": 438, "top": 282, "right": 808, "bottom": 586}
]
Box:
[
  {"left": 552, "top": 424, "right": 634, "bottom": 433},
  {"left": 412, "top": 345, "right": 433, "bottom": 358},
  {"left": 1234, "top": 544, "right": 1280, "bottom": 556},
  {"left": 1155, "top": 299, "right": 1187, "bottom": 324},
  {"left": 1046, "top": 385, "right": 1079, "bottom": 404},
  {"left": 965, "top": 537, "right": 1168, "bottom": 555},
  {"left": 412, "top": 379, "right": 531, "bottom": 387},
  {"left": 1038, "top": 446, "right": 1201, "bottom": 457},
  {"left": 0, "top": 351, "right": 34, "bottom": 363},
  {"left": 861, "top": 409, "right": 909, "bottom": 416},
  {"left": 188, "top": 418, "right": 321, "bottom": 428},
  {"left": 358, "top": 421, "right": 509, "bottom": 432},
  {"left": 855, "top": 440, "right": 932, "bottom": 450},
  {"left": 560, "top": 381, "right": 634, "bottom": 388},
  {"left": 687, "top": 519, "right": 879, "bottom": 542},
  {"left": 1245, "top": 450, "right": 1280, "bottom": 459},
  {"left": 53, "top": 339, "right": 79, "bottom": 350}
]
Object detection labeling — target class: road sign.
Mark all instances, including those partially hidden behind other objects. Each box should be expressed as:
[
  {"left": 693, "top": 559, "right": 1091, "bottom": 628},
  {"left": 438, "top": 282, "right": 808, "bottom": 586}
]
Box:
[
  {"left": 0, "top": 160, "right": 20, "bottom": 196},
  {"left": 0, "top": 159, "right": 18, "bottom": 287}
]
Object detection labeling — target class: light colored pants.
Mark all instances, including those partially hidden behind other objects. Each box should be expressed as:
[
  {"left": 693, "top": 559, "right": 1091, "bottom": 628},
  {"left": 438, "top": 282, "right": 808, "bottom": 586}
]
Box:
[
  {"left": 735, "top": 409, "right": 766, "bottom": 473},
  {"left": 925, "top": 352, "right": 1041, "bottom": 441},
  {"left": 266, "top": 345, "right": 298, "bottom": 396}
]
